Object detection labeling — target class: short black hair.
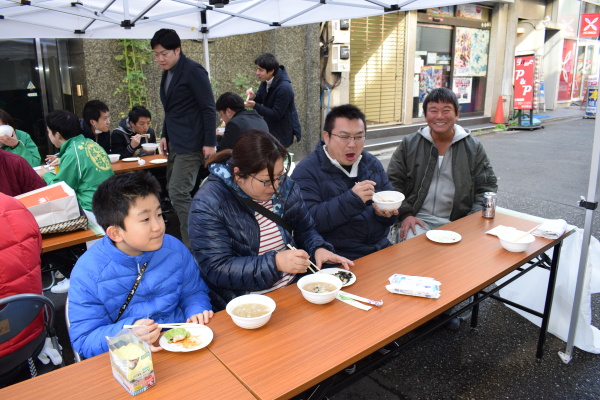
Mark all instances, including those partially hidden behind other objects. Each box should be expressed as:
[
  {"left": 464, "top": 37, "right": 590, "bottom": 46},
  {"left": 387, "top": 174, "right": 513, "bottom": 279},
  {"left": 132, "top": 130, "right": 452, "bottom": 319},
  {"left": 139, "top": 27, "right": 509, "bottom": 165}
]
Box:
[
  {"left": 92, "top": 171, "right": 162, "bottom": 231},
  {"left": 215, "top": 92, "right": 245, "bottom": 113},
  {"left": 423, "top": 88, "right": 460, "bottom": 116},
  {"left": 82, "top": 100, "right": 109, "bottom": 124},
  {"left": 46, "top": 110, "right": 82, "bottom": 140},
  {"left": 323, "top": 104, "right": 367, "bottom": 136},
  {"left": 128, "top": 105, "right": 152, "bottom": 124},
  {"left": 254, "top": 53, "right": 279, "bottom": 73},
  {"left": 151, "top": 28, "right": 181, "bottom": 50}
]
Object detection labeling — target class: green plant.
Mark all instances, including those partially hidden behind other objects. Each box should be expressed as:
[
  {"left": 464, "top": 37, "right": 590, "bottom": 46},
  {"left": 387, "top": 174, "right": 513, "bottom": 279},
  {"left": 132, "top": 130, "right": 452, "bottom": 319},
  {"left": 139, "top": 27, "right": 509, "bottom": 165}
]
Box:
[
  {"left": 114, "top": 39, "right": 154, "bottom": 116},
  {"left": 494, "top": 123, "right": 507, "bottom": 130},
  {"left": 232, "top": 72, "right": 259, "bottom": 98}
]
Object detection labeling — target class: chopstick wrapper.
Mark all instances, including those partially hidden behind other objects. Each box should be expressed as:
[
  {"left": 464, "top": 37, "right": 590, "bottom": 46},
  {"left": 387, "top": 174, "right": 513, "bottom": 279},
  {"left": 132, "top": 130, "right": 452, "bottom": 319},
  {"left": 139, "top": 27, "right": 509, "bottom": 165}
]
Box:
[
  {"left": 386, "top": 274, "right": 441, "bottom": 299},
  {"left": 336, "top": 293, "right": 372, "bottom": 310}
]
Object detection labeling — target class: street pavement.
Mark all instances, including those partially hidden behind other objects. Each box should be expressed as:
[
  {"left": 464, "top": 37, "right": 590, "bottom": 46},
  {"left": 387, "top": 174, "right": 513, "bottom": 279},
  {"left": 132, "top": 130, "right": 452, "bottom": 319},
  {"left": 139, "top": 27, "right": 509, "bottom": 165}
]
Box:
[{"left": 329, "top": 113, "right": 600, "bottom": 399}]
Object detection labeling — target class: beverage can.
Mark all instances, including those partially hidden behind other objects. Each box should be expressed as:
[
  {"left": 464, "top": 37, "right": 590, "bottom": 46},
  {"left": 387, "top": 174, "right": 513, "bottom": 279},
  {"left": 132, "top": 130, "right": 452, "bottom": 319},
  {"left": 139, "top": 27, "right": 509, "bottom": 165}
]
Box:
[{"left": 482, "top": 192, "right": 496, "bottom": 218}]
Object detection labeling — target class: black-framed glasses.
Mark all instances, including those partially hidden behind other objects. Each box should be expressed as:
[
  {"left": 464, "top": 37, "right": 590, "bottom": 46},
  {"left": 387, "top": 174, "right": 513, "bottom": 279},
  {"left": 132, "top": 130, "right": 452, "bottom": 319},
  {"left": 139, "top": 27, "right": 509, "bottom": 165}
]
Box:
[
  {"left": 250, "top": 158, "right": 291, "bottom": 187},
  {"left": 329, "top": 132, "right": 366, "bottom": 142}
]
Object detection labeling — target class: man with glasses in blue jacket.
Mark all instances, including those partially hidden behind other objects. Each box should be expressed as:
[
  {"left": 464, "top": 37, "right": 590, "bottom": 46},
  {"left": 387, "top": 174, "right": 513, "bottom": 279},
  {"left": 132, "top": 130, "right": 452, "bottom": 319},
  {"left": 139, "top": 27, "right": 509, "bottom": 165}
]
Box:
[{"left": 291, "top": 104, "right": 398, "bottom": 260}]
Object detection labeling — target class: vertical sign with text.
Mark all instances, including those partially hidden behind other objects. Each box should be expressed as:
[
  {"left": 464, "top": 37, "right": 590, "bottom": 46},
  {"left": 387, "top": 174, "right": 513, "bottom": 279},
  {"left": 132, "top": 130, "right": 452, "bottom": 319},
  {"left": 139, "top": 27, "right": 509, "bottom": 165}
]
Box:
[{"left": 513, "top": 55, "right": 534, "bottom": 110}]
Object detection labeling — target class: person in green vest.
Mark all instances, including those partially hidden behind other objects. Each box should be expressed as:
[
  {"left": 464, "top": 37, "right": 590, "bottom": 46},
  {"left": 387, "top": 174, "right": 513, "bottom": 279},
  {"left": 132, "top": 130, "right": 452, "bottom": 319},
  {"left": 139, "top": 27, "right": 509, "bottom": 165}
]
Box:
[
  {"left": 37, "top": 110, "right": 114, "bottom": 212},
  {"left": 0, "top": 109, "right": 41, "bottom": 167}
]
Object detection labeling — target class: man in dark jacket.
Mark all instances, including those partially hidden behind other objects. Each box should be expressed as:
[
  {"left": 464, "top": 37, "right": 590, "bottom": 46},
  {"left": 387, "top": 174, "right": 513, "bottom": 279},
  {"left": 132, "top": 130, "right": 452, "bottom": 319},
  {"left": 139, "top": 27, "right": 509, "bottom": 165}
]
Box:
[
  {"left": 387, "top": 88, "right": 498, "bottom": 242},
  {"left": 215, "top": 92, "right": 268, "bottom": 151},
  {"left": 151, "top": 28, "right": 216, "bottom": 247},
  {"left": 80, "top": 100, "right": 111, "bottom": 154},
  {"left": 245, "top": 53, "right": 301, "bottom": 147},
  {"left": 291, "top": 104, "right": 398, "bottom": 260},
  {"left": 110, "top": 105, "right": 157, "bottom": 159}
]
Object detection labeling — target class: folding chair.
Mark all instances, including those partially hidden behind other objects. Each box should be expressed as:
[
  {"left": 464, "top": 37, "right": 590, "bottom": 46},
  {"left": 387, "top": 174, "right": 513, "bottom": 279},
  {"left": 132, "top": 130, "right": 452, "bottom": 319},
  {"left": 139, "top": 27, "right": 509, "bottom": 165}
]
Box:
[{"left": 64, "top": 296, "right": 82, "bottom": 363}]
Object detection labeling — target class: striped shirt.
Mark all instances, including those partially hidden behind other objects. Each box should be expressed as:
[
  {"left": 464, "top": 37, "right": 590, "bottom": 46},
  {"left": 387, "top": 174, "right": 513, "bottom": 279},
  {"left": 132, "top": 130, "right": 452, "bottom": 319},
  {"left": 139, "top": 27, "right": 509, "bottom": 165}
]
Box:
[{"left": 250, "top": 199, "right": 294, "bottom": 294}]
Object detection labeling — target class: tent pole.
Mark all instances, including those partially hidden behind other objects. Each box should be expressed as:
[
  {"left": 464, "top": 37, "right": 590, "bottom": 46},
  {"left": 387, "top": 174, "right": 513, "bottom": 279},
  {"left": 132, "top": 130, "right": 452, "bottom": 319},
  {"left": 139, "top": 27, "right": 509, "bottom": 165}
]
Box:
[
  {"left": 558, "top": 113, "right": 600, "bottom": 364},
  {"left": 201, "top": 10, "right": 210, "bottom": 78}
]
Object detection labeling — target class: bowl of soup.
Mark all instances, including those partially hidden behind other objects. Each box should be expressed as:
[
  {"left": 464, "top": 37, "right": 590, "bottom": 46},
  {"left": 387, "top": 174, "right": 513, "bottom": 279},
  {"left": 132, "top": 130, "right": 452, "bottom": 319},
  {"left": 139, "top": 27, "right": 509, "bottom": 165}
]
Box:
[
  {"left": 226, "top": 294, "right": 276, "bottom": 329},
  {"left": 141, "top": 143, "right": 159, "bottom": 154},
  {"left": 373, "top": 190, "right": 405, "bottom": 211},
  {"left": 108, "top": 154, "right": 120, "bottom": 163},
  {"left": 297, "top": 273, "right": 343, "bottom": 305}
]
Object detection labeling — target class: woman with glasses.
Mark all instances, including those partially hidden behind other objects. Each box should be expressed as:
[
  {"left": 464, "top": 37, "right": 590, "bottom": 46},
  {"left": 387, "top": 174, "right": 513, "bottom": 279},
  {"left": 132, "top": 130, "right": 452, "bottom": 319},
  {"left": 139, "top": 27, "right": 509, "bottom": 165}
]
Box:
[{"left": 189, "top": 129, "right": 352, "bottom": 310}]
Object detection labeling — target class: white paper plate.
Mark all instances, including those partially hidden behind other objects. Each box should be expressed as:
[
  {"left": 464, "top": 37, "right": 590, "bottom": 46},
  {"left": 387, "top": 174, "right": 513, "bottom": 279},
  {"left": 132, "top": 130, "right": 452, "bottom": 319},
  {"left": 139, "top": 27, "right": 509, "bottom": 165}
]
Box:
[
  {"left": 149, "top": 159, "right": 168, "bottom": 165},
  {"left": 159, "top": 325, "right": 213, "bottom": 352},
  {"left": 317, "top": 268, "right": 356, "bottom": 287},
  {"left": 121, "top": 157, "right": 140, "bottom": 162},
  {"left": 426, "top": 230, "right": 462, "bottom": 244}
]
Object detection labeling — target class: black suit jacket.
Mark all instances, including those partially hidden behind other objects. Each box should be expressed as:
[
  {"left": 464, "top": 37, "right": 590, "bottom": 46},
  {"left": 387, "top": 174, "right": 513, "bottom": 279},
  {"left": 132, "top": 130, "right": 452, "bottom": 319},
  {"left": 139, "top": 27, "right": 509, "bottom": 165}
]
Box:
[
  {"left": 159, "top": 53, "right": 216, "bottom": 154},
  {"left": 218, "top": 110, "right": 269, "bottom": 151}
]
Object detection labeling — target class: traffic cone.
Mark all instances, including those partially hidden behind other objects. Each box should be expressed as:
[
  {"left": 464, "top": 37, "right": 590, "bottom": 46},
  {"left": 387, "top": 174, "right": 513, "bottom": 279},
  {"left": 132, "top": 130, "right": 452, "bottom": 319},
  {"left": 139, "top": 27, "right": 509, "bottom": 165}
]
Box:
[{"left": 492, "top": 95, "right": 505, "bottom": 124}]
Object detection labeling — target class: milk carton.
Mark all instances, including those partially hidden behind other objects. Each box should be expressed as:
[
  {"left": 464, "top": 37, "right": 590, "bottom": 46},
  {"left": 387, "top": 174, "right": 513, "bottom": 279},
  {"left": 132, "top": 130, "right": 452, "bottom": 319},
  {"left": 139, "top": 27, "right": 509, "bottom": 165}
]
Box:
[{"left": 106, "top": 330, "right": 156, "bottom": 395}]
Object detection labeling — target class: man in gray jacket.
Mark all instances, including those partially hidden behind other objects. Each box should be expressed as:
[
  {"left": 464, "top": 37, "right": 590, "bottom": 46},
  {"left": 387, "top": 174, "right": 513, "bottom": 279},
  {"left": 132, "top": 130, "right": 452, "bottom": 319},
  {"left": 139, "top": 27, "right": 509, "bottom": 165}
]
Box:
[{"left": 387, "top": 88, "right": 497, "bottom": 242}]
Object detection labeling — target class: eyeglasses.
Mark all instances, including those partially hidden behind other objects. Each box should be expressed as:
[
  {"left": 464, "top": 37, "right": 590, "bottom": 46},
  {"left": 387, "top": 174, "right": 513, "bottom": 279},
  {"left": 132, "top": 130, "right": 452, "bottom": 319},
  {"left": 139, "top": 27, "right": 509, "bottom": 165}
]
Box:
[
  {"left": 329, "top": 132, "right": 366, "bottom": 142},
  {"left": 250, "top": 161, "right": 291, "bottom": 188}
]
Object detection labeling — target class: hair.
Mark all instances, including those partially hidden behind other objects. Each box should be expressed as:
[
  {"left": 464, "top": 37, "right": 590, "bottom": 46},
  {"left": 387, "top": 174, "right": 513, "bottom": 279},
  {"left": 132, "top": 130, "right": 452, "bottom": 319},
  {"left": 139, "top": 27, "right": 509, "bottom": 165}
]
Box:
[
  {"left": 128, "top": 105, "right": 152, "bottom": 124},
  {"left": 215, "top": 92, "right": 245, "bottom": 113},
  {"left": 92, "top": 171, "right": 162, "bottom": 231},
  {"left": 423, "top": 88, "right": 460, "bottom": 115},
  {"left": 206, "top": 129, "right": 288, "bottom": 192},
  {"left": 46, "top": 110, "right": 82, "bottom": 140},
  {"left": 82, "top": 100, "right": 109, "bottom": 124},
  {"left": 151, "top": 28, "right": 181, "bottom": 50},
  {"left": 323, "top": 104, "right": 367, "bottom": 136},
  {"left": 254, "top": 53, "right": 279, "bottom": 73},
  {"left": 0, "top": 109, "right": 15, "bottom": 128}
]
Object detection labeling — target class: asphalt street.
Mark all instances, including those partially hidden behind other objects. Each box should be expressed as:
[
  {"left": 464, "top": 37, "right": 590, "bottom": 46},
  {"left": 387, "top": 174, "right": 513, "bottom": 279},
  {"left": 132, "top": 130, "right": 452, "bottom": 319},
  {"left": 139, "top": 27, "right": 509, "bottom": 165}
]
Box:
[{"left": 330, "top": 116, "right": 600, "bottom": 399}]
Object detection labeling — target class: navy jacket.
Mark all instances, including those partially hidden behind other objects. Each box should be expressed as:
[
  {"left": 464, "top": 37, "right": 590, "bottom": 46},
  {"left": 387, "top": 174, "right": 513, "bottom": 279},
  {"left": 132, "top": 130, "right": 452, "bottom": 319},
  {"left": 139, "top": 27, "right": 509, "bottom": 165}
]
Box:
[
  {"left": 254, "top": 66, "right": 301, "bottom": 147},
  {"left": 291, "top": 141, "right": 396, "bottom": 260},
  {"left": 160, "top": 53, "right": 216, "bottom": 154},
  {"left": 110, "top": 117, "right": 157, "bottom": 159},
  {"left": 218, "top": 109, "right": 268, "bottom": 151},
  {"left": 189, "top": 163, "right": 333, "bottom": 310}
]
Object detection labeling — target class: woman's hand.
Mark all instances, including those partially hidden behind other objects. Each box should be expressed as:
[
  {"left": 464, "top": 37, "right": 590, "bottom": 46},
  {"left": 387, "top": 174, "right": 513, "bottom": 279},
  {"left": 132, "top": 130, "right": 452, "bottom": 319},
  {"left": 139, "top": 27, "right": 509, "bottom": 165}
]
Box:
[
  {"left": 131, "top": 318, "right": 162, "bottom": 352},
  {"left": 314, "top": 248, "right": 354, "bottom": 270},
  {"left": 187, "top": 310, "right": 214, "bottom": 324},
  {"left": 275, "top": 249, "right": 311, "bottom": 274}
]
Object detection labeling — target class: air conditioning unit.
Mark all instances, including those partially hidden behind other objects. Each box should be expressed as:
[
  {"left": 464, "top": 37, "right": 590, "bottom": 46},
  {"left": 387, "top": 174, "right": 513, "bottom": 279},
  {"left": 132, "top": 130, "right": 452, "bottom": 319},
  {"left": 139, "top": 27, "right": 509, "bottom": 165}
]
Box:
[{"left": 331, "top": 44, "right": 350, "bottom": 72}]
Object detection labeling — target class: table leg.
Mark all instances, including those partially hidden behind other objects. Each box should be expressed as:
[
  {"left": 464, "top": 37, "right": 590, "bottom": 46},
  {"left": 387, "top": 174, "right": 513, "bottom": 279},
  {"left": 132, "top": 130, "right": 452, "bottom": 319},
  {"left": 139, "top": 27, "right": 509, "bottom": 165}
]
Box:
[
  {"left": 471, "top": 292, "right": 480, "bottom": 328},
  {"left": 536, "top": 242, "right": 563, "bottom": 360}
]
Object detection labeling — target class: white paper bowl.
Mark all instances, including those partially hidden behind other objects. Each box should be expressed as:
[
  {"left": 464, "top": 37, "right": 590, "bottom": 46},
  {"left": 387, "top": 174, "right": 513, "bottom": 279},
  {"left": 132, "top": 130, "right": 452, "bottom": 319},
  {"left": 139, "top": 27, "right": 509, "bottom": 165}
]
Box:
[
  {"left": 141, "top": 143, "right": 159, "bottom": 153},
  {"left": 373, "top": 191, "right": 405, "bottom": 211},
  {"left": 108, "top": 154, "right": 120, "bottom": 163},
  {"left": 0, "top": 125, "right": 14, "bottom": 137},
  {"left": 297, "top": 273, "right": 342, "bottom": 305},
  {"left": 498, "top": 231, "right": 535, "bottom": 252},
  {"left": 225, "top": 294, "right": 276, "bottom": 329}
]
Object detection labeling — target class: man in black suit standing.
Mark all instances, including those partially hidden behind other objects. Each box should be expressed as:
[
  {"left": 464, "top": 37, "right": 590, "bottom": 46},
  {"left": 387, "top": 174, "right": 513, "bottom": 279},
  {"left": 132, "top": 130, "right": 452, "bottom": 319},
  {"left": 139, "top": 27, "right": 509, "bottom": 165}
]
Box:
[
  {"left": 151, "top": 28, "right": 216, "bottom": 247},
  {"left": 215, "top": 92, "right": 268, "bottom": 151}
]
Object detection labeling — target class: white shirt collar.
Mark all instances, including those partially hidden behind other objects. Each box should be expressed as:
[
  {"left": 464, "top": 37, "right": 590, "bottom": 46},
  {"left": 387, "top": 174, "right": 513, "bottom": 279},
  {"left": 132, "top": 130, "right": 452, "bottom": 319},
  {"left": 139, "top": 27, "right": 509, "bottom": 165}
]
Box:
[{"left": 322, "top": 144, "right": 362, "bottom": 177}]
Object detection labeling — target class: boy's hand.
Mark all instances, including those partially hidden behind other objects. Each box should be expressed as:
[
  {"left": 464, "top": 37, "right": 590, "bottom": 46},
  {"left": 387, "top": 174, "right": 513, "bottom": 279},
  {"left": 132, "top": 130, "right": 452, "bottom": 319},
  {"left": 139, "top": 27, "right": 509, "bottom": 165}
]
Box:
[
  {"left": 186, "top": 310, "right": 214, "bottom": 325},
  {"left": 131, "top": 318, "right": 162, "bottom": 352}
]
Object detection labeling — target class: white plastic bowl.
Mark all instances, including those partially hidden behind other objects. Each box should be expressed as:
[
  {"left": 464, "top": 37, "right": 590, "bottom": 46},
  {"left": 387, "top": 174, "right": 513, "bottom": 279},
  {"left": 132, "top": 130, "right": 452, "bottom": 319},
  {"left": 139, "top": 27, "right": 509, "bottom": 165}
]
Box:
[
  {"left": 108, "top": 154, "right": 120, "bottom": 163},
  {"left": 498, "top": 230, "right": 535, "bottom": 252},
  {"left": 225, "top": 294, "right": 276, "bottom": 329},
  {"left": 373, "top": 190, "right": 405, "bottom": 211},
  {"left": 0, "top": 125, "right": 14, "bottom": 137},
  {"left": 297, "top": 273, "right": 342, "bottom": 305},
  {"left": 141, "top": 143, "right": 159, "bottom": 153}
]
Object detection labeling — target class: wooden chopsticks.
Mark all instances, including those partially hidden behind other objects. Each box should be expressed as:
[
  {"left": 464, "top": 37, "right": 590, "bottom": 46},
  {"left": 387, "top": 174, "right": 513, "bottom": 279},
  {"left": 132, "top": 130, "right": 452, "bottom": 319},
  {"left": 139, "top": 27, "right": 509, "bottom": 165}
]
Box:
[
  {"left": 123, "top": 323, "right": 199, "bottom": 329},
  {"left": 514, "top": 224, "right": 541, "bottom": 242},
  {"left": 286, "top": 244, "right": 319, "bottom": 274}
]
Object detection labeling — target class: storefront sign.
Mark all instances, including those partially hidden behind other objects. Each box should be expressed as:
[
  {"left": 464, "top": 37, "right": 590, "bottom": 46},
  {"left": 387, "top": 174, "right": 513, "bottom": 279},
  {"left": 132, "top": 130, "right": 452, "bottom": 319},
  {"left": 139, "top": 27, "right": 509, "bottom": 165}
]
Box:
[
  {"left": 585, "top": 86, "right": 598, "bottom": 118},
  {"left": 452, "top": 78, "right": 472, "bottom": 104},
  {"left": 456, "top": 5, "right": 482, "bottom": 19},
  {"left": 580, "top": 13, "right": 600, "bottom": 38},
  {"left": 513, "top": 55, "right": 535, "bottom": 110},
  {"left": 453, "top": 28, "right": 489, "bottom": 77},
  {"left": 558, "top": 40, "right": 576, "bottom": 101}
]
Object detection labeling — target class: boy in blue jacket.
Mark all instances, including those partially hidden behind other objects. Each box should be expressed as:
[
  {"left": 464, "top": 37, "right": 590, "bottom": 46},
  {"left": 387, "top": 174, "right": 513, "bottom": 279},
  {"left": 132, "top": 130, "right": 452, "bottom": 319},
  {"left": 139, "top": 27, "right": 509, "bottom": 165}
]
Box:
[{"left": 68, "top": 171, "right": 213, "bottom": 359}]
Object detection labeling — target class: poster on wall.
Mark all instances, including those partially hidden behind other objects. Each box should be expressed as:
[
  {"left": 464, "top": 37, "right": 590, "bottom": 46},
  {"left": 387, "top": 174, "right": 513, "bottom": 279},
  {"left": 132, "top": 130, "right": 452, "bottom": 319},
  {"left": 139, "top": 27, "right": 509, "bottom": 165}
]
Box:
[
  {"left": 419, "top": 66, "right": 443, "bottom": 116},
  {"left": 513, "top": 55, "right": 535, "bottom": 110},
  {"left": 558, "top": 39, "right": 576, "bottom": 101},
  {"left": 453, "top": 28, "right": 489, "bottom": 77},
  {"left": 427, "top": 7, "right": 453, "bottom": 16},
  {"left": 456, "top": 5, "right": 483, "bottom": 19},
  {"left": 452, "top": 78, "right": 472, "bottom": 104}
]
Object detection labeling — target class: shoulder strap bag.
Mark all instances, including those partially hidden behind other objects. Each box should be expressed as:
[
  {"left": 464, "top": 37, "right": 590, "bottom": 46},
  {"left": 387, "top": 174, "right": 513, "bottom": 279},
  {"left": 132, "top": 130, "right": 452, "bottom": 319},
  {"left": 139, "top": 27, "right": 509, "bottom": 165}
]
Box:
[{"left": 114, "top": 261, "right": 148, "bottom": 323}]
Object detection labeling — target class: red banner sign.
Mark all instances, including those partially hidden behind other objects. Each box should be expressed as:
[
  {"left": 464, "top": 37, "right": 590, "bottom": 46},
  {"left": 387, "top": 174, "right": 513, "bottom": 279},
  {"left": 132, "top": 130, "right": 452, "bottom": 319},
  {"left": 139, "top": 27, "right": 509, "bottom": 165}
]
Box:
[
  {"left": 558, "top": 40, "right": 576, "bottom": 101},
  {"left": 513, "top": 56, "right": 535, "bottom": 110},
  {"left": 580, "top": 13, "right": 600, "bottom": 38}
]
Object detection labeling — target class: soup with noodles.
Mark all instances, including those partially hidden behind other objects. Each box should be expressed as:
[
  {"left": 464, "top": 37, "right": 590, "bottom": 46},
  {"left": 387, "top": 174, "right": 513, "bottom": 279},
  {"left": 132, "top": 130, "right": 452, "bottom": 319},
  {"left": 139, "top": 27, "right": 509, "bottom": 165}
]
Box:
[
  {"left": 232, "top": 303, "right": 271, "bottom": 318},
  {"left": 303, "top": 282, "right": 337, "bottom": 293}
]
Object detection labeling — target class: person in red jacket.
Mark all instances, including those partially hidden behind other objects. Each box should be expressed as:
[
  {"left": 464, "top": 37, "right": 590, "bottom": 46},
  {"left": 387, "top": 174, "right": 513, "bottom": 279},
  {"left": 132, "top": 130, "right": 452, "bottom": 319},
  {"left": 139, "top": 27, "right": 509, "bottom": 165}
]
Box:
[
  {"left": 0, "top": 192, "right": 44, "bottom": 381},
  {"left": 0, "top": 149, "right": 45, "bottom": 196}
]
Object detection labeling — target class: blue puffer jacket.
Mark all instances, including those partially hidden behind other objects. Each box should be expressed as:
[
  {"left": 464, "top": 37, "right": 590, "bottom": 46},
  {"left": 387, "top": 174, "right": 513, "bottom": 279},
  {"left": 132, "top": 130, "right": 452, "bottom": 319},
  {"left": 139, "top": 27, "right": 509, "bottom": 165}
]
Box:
[
  {"left": 189, "top": 162, "right": 333, "bottom": 310},
  {"left": 68, "top": 234, "right": 212, "bottom": 359},
  {"left": 291, "top": 141, "right": 396, "bottom": 260}
]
